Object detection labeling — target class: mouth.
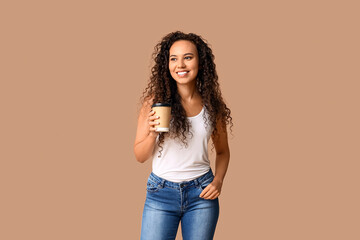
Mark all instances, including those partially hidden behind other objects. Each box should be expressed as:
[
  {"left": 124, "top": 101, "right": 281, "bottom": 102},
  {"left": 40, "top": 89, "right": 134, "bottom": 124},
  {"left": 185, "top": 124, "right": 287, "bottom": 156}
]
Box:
[{"left": 176, "top": 71, "right": 190, "bottom": 77}]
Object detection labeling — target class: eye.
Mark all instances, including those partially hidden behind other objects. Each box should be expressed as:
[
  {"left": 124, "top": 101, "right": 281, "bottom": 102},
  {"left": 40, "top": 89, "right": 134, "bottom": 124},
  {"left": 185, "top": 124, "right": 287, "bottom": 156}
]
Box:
[
  {"left": 170, "top": 58, "right": 176, "bottom": 61},
  {"left": 185, "top": 56, "right": 192, "bottom": 60}
]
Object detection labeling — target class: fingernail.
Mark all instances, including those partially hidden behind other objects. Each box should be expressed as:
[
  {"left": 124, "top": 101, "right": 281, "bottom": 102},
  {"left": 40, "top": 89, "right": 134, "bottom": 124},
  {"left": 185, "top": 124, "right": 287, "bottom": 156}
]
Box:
[{"left": 156, "top": 116, "right": 159, "bottom": 119}]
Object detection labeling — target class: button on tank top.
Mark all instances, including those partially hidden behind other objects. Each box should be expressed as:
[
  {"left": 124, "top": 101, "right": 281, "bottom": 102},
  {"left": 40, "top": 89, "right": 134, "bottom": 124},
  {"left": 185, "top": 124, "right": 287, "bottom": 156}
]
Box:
[{"left": 151, "top": 106, "right": 213, "bottom": 182}]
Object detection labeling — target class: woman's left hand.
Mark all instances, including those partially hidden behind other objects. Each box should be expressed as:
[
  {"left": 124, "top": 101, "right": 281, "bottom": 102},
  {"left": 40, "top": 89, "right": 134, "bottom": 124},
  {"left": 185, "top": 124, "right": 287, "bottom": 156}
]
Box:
[{"left": 199, "top": 178, "right": 223, "bottom": 200}]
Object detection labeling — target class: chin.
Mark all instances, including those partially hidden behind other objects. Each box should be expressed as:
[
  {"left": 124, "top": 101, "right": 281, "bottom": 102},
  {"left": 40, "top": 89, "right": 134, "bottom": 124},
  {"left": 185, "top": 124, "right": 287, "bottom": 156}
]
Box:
[
  {"left": 171, "top": 75, "right": 196, "bottom": 85},
  {"left": 174, "top": 78, "right": 196, "bottom": 85}
]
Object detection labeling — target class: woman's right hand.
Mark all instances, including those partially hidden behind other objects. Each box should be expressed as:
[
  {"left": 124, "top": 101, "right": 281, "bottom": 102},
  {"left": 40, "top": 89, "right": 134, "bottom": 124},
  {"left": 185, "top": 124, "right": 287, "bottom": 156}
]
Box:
[
  {"left": 148, "top": 110, "right": 160, "bottom": 137},
  {"left": 134, "top": 97, "right": 160, "bottom": 163}
]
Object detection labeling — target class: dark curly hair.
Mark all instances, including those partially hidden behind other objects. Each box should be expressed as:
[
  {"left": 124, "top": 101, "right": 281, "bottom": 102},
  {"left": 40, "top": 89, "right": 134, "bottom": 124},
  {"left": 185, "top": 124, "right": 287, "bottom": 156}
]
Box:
[{"left": 140, "top": 31, "right": 233, "bottom": 157}]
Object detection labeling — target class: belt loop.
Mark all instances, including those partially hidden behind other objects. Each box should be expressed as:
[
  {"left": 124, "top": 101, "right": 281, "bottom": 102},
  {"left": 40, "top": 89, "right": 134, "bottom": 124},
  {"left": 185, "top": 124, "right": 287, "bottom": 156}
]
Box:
[
  {"left": 194, "top": 179, "right": 199, "bottom": 186},
  {"left": 160, "top": 179, "right": 166, "bottom": 188}
]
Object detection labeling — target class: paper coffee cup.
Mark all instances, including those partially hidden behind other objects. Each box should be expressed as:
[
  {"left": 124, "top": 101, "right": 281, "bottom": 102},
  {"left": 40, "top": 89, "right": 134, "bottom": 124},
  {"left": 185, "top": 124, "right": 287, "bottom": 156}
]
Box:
[{"left": 151, "top": 103, "right": 171, "bottom": 132}]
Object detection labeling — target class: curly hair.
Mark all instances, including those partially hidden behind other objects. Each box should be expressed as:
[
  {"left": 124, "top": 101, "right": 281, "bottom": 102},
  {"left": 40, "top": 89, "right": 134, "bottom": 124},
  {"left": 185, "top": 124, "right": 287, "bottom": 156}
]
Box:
[{"left": 140, "top": 31, "right": 233, "bottom": 157}]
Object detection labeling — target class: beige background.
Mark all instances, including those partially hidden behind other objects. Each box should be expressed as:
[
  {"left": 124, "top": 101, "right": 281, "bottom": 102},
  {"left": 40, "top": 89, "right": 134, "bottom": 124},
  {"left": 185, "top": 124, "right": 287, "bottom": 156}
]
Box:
[{"left": 1, "top": 0, "right": 359, "bottom": 239}]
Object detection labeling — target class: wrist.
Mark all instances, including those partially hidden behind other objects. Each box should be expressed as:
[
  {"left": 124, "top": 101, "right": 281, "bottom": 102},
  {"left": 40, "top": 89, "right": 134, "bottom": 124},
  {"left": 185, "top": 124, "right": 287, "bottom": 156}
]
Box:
[
  {"left": 213, "top": 176, "right": 224, "bottom": 184},
  {"left": 148, "top": 131, "right": 158, "bottom": 139}
]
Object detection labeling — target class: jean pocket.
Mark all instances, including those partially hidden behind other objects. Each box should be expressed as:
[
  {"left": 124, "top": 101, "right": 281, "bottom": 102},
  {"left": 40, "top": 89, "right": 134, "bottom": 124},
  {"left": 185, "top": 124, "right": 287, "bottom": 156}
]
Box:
[
  {"left": 200, "top": 176, "right": 214, "bottom": 190},
  {"left": 146, "top": 180, "right": 161, "bottom": 193}
]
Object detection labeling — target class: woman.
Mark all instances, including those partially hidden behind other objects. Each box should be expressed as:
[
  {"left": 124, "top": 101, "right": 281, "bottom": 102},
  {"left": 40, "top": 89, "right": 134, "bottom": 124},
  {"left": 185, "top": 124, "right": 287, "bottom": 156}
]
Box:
[{"left": 134, "top": 31, "right": 232, "bottom": 240}]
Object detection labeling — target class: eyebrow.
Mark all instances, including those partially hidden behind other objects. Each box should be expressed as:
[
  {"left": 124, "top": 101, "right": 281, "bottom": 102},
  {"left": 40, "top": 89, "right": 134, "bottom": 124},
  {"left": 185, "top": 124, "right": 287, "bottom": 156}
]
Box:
[{"left": 169, "top": 53, "right": 194, "bottom": 57}]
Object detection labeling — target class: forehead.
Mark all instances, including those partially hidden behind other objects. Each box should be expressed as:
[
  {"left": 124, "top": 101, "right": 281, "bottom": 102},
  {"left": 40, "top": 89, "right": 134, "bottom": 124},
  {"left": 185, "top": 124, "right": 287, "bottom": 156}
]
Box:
[{"left": 169, "top": 40, "right": 197, "bottom": 55}]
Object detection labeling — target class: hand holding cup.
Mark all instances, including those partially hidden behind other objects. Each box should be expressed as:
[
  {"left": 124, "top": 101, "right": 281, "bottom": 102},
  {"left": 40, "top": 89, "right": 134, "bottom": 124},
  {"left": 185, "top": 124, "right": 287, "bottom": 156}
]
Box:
[{"left": 148, "top": 110, "right": 160, "bottom": 137}]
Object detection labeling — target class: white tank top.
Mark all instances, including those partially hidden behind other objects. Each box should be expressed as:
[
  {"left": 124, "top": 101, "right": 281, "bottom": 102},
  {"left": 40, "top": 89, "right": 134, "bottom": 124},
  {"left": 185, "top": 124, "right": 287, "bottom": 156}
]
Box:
[{"left": 151, "top": 106, "right": 213, "bottom": 182}]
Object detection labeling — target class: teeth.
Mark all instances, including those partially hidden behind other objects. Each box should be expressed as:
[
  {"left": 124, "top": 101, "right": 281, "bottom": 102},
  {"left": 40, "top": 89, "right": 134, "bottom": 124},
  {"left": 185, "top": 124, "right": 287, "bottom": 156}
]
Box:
[{"left": 177, "top": 71, "right": 188, "bottom": 75}]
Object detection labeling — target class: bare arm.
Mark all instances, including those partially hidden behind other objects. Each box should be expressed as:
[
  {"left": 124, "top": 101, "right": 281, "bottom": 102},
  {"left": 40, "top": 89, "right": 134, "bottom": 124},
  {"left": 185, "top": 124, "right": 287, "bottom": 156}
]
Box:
[
  {"left": 133, "top": 98, "right": 160, "bottom": 163},
  {"left": 200, "top": 120, "right": 230, "bottom": 199},
  {"left": 212, "top": 121, "right": 230, "bottom": 184}
]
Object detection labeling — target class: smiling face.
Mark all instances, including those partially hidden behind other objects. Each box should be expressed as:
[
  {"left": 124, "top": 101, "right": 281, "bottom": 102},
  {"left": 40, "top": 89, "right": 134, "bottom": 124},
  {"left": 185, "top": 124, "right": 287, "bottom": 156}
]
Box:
[{"left": 168, "top": 40, "right": 199, "bottom": 86}]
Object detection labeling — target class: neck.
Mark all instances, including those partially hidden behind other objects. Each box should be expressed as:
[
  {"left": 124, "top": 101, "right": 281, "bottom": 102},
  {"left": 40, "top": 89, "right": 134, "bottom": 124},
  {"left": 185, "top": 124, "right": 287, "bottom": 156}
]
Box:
[{"left": 176, "top": 81, "right": 199, "bottom": 104}]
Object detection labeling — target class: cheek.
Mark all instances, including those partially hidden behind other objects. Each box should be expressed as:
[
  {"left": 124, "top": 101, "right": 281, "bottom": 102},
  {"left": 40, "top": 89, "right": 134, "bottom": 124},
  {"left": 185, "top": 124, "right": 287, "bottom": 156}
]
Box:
[
  {"left": 169, "top": 64, "right": 176, "bottom": 73},
  {"left": 168, "top": 64, "right": 173, "bottom": 72},
  {"left": 169, "top": 69, "right": 177, "bottom": 78},
  {"left": 191, "top": 61, "right": 199, "bottom": 71},
  {"left": 191, "top": 64, "right": 199, "bottom": 75}
]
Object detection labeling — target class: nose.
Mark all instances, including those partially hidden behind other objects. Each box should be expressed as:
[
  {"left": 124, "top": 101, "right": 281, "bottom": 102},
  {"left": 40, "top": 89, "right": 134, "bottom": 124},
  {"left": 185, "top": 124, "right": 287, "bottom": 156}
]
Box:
[{"left": 177, "top": 59, "right": 186, "bottom": 68}]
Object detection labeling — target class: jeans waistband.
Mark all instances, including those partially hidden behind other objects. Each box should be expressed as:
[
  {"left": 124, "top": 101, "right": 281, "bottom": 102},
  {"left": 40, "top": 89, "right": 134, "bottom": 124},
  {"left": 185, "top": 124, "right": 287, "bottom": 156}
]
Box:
[{"left": 148, "top": 168, "right": 214, "bottom": 189}]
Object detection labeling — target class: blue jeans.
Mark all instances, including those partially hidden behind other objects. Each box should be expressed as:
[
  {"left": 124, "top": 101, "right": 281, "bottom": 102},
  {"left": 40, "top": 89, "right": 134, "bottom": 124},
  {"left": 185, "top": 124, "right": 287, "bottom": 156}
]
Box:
[{"left": 140, "top": 168, "right": 219, "bottom": 240}]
